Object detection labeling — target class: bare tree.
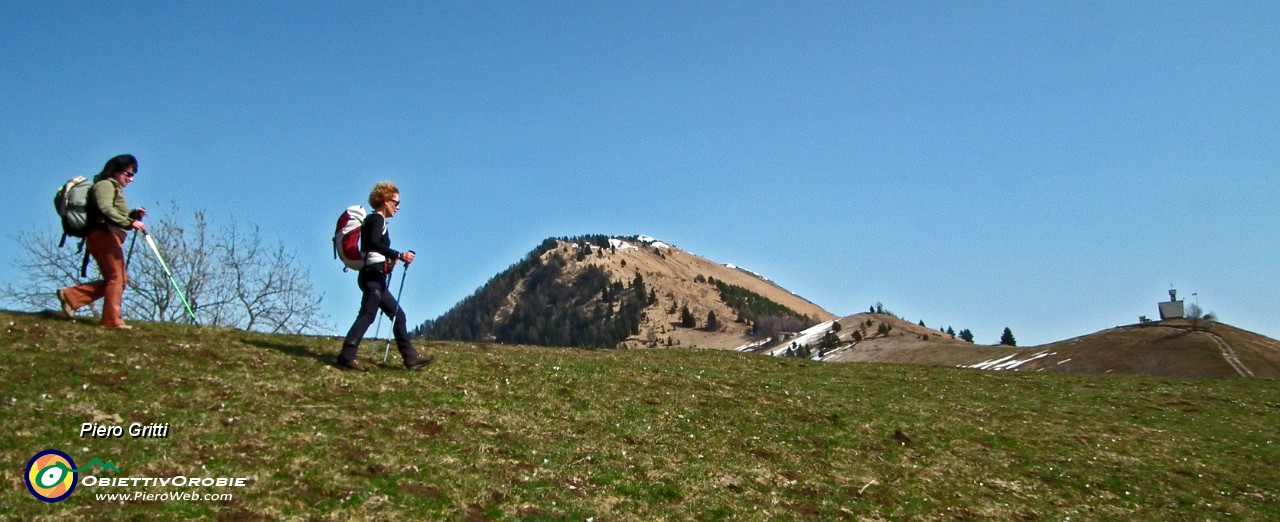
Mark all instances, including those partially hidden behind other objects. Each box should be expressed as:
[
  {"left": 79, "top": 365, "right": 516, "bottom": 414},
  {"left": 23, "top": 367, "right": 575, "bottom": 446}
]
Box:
[
  {"left": 124, "top": 207, "right": 219, "bottom": 325},
  {"left": 753, "top": 314, "right": 806, "bottom": 339},
  {"left": 1183, "top": 303, "right": 1218, "bottom": 330},
  {"left": 1186, "top": 303, "right": 1204, "bottom": 320},
  {"left": 4, "top": 204, "right": 325, "bottom": 334},
  {"left": 2, "top": 229, "right": 93, "bottom": 312},
  {"left": 210, "top": 223, "right": 326, "bottom": 334}
]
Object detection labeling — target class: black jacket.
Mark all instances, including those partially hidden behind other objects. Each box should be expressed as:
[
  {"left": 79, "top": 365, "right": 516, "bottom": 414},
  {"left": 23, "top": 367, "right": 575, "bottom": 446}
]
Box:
[{"left": 360, "top": 213, "right": 400, "bottom": 274}]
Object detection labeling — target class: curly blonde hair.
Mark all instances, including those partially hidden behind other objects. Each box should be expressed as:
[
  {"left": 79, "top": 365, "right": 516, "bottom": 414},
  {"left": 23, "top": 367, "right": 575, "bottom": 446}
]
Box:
[{"left": 369, "top": 181, "right": 400, "bottom": 209}]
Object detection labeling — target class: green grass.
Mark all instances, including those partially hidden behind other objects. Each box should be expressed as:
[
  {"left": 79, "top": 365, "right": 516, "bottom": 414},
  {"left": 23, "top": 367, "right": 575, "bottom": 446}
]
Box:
[{"left": 2, "top": 310, "right": 1277, "bottom": 520}]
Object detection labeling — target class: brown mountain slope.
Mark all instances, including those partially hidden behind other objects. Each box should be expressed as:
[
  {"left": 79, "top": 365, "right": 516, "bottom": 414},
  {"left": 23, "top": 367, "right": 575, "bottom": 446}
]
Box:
[
  {"left": 745, "top": 313, "right": 970, "bottom": 358},
  {"left": 545, "top": 237, "right": 836, "bottom": 349},
  {"left": 817, "top": 316, "right": 1280, "bottom": 379}
]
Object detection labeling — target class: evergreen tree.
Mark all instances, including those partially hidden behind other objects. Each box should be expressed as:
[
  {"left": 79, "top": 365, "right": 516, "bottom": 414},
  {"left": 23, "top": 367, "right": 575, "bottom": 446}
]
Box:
[
  {"left": 710, "top": 280, "right": 808, "bottom": 325},
  {"left": 1000, "top": 327, "right": 1017, "bottom": 347},
  {"left": 959, "top": 329, "right": 974, "bottom": 343},
  {"left": 705, "top": 310, "right": 719, "bottom": 331},
  {"left": 820, "top": 330, "right": 840, "bottom": 352},
  {"left": 680, "top": 306, "right": 697, "bottom": 328}
]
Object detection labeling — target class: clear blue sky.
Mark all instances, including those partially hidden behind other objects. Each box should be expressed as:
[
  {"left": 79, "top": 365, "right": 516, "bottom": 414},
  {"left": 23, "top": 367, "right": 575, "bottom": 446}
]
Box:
[{"left": 4, "top": 1, "right": 1277, "bottom": 346}]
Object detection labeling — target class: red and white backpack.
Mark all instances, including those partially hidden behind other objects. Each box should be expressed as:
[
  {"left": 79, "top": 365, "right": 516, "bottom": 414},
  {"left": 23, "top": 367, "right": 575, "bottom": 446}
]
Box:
[{"left": 333, "top": 205, "right": 367, "bottom": 271}]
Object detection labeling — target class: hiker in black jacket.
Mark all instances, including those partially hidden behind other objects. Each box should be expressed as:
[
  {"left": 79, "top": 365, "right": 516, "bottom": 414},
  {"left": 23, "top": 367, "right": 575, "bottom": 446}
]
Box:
[{"left": 336, "top": 181, "right": 433, "bottom": 372}]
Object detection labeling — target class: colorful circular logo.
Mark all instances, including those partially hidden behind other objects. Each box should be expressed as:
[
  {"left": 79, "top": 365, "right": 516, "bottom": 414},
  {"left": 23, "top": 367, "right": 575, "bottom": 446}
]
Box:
[{"left": 25, "top": 449, "right": 78, "bottom": 503}]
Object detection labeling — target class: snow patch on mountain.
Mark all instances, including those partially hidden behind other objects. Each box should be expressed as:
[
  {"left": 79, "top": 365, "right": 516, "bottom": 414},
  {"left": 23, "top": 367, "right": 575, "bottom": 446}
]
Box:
[
  {"left": 608, "top": 238, "right": 638, "bottom": 251},
  {"left": 961, "top": 351, "right": 1056, "bottom": 371},
  {"left": 768, "top": 320, "right": 836, "bottom": 357},
  {"left": 635, "top": 235, "right": 671, "bottom": 249},
  {"left": 734, "top": 338, "right": 774, "bottom": 352},
  {"left": 724, "top": 263, "right": 770, "bottom": 282}
]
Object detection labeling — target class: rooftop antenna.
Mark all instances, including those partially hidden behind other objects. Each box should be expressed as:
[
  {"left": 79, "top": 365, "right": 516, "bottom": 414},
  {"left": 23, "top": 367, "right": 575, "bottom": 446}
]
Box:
[{"left": 1158, "top": 286, "right": 1185, "bottom": 320}]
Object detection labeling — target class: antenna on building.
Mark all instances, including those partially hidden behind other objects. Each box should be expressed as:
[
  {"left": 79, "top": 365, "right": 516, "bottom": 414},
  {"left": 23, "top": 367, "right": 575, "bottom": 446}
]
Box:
[{"left": 1159, "top": 287, "right": 1184, "bottom": 320}]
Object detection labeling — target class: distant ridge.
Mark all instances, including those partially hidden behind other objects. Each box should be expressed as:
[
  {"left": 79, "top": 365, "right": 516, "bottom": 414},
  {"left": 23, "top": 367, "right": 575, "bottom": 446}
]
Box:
[{"left": 745, "top": 313, "right": 1280, "bottom": 379}]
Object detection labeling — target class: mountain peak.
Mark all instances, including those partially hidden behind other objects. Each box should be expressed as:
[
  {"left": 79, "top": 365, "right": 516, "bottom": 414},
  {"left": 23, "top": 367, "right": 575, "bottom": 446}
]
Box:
[{"left": 419, "top": 235, "right": 835, "bottom": 349}]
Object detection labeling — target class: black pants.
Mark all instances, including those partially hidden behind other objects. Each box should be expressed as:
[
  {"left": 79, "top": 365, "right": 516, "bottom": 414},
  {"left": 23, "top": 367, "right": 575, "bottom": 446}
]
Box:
[{"left": 340, "top": 270, "right": 417, "bottom": 363}]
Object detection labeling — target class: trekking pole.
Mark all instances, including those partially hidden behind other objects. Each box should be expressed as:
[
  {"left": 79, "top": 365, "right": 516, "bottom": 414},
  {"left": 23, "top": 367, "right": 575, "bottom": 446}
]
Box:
[
  {"left": 142, "top": 232, "right": 198, "bottom": 325},
  {"left": 382, "top": 252, "right": 413, "bottom": 364},
  {"left": 369, "top": 275, "right": 387, "bottom": 359},
  {"left": 125, "top": 231, "right": 138, "bottom": 268}
]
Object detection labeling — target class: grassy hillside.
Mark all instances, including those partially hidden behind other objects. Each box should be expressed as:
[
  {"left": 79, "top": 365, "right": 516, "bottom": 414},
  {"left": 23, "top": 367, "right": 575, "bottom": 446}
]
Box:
[
  {"left": 823, "top": 315, "right": 1280, "bottom": 379},
  {"left": 2, "top": 310, "right": 1277, "bottom": 520}
]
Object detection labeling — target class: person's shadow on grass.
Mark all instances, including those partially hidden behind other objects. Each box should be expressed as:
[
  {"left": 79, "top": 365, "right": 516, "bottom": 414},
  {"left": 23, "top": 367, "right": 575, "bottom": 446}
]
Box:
[{"left": 241, "top": 338, "right": 332, "bottom": 365}]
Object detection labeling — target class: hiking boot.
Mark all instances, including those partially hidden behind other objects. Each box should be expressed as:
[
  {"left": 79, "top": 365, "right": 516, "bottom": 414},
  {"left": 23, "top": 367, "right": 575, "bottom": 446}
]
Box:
[
  {"left": 56, "top": 289, "right": 74, "bottom": 318},
  {"left": 405, "top": 354, "right": 435, "bottom": 371},
  {"left": 336, "top": 358, "right": 369, "bottom": 372}
]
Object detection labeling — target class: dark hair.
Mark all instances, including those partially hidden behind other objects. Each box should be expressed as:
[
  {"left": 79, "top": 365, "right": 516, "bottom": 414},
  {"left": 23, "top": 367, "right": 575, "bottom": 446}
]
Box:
[{"left": 96, "top": 154, "right": 138, "bottom": 181}]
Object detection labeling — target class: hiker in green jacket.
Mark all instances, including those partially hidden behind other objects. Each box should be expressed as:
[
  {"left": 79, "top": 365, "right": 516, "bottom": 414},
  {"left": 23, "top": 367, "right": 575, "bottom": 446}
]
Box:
[{"left": 57, "top": 155, "right": 147, "bottom": 329}]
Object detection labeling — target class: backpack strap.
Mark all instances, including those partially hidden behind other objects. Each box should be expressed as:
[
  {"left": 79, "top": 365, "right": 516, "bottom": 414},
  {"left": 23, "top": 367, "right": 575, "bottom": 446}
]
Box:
[{"left": 80, "top": 247, "right": 91, "bottom": 279}]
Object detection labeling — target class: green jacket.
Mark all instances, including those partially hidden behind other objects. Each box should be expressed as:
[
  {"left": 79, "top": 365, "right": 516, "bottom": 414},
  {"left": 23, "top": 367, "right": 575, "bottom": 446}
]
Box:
[{"left": 88, "top": 178, "right": 135, "bottom": 232}]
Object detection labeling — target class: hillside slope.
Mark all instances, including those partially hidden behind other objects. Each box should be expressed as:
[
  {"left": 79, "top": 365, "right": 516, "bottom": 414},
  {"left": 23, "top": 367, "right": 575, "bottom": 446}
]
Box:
[
  {"left": 2, "top": 310, "right": 1277, "bottom": 520},
  {"left": 420, "top": 236, "right": 836, "bottom": 349},
  {"left": 806, "top": 315, "right": 1280, "bottom": 379},
  {"left": 741, "top": 312, "right": 971, "bottom": 359}
]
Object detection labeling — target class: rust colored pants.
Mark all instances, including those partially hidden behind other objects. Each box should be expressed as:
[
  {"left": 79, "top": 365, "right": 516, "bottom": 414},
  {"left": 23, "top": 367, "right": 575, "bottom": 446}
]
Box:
[{"left": 61, "top": 228, "right": 128, "bottom": 327}]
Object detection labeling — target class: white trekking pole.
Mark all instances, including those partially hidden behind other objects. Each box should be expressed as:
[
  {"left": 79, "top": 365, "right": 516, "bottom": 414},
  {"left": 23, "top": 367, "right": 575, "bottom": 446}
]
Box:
[{"left": 142, "top": 232, "right": 198, "bottom": 324}]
